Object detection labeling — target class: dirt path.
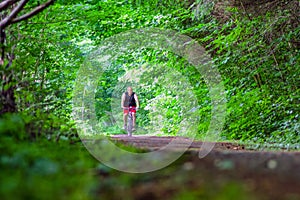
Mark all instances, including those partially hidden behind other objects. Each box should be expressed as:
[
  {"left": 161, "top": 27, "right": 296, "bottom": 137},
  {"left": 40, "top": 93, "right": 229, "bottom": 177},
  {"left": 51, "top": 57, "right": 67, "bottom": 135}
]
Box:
[
  {"left": 110, "top": 135, "right": 246, "bottom": 151},
  {"left": 106, "top": 135, "right": 300, "bottom": 200}
]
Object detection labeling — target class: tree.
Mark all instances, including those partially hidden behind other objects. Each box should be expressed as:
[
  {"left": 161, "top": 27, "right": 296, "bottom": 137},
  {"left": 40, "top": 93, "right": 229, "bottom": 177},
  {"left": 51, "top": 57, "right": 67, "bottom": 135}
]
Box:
[{"left": 0, "top": 0, "right": 55, "bottom": 114}]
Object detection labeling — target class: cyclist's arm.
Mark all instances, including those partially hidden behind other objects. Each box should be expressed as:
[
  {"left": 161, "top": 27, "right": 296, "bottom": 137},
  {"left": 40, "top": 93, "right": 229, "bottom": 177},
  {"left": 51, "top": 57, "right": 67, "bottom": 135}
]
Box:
[
  {"left": 121, "top": 93, "right": 125, "bottom": 108},
  {"left": 134, "top": 93, "right": 140, "bottom": 108}
]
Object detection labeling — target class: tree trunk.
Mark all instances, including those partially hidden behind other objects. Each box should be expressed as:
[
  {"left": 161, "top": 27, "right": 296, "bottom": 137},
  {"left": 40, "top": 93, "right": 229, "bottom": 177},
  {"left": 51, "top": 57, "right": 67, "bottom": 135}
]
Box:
[{"left": 0, "top": 83, "right": 17, "bottom": 114}]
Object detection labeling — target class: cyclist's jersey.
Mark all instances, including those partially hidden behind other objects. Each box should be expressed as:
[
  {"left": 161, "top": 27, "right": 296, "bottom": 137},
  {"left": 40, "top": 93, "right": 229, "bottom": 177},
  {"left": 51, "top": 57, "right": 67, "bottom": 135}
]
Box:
[{"left": 124, "top": 92, "right": 136, "bottom": 107}]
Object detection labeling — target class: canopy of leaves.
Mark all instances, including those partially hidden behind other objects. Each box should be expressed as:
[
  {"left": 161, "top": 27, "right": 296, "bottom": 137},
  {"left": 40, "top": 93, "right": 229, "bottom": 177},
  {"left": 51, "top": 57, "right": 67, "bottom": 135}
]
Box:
[
  {"left": 0, "top": 0, "right": 299, "bottom": 145},
  {"left": 0, "top": 0, "right": 299, "bottom": 199}
]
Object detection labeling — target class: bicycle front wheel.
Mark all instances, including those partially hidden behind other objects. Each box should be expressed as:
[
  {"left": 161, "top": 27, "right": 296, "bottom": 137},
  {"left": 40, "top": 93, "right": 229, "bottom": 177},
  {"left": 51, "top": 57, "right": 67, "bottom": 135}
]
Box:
[{"left": 127, "top": 115, "right": 133, "bottom": 136}]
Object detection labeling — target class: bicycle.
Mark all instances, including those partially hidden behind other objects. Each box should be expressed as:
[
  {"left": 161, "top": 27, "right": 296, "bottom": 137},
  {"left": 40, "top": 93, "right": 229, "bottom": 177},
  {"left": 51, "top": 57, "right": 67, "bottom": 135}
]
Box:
[{"left": 123, "top": 106, "right": 136, "bottom": 136}]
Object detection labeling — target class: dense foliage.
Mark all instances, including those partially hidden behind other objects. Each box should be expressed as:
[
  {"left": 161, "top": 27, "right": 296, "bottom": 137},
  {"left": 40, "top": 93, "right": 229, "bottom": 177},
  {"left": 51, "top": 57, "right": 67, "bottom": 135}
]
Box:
[
  {"left": 0, "top": 0, "right": 299, "bottom": 144},
  {"left": 0, "top": 0, "right": 299, "bottom": 199}
]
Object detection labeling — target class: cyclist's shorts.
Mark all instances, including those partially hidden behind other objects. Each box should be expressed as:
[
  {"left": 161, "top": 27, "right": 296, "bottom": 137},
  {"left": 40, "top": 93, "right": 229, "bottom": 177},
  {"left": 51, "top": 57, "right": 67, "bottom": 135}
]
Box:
[{"left": 123, "top": 106, "right": 136, "bottom": 114}]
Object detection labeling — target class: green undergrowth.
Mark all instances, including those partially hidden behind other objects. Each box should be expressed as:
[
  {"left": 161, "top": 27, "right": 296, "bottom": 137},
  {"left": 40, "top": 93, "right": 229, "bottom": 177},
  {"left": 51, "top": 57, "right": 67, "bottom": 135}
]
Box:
[
  {"left": 0, "top": 136, "right": 98, "bottom": 200},
  {"left": 0, "top": 133, "right": 259, "bottom": 200}
]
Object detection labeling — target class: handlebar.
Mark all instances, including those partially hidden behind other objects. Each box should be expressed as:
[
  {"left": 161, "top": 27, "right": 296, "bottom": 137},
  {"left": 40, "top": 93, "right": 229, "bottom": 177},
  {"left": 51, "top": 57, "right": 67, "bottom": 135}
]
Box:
[{"left": 122, "top": 106, "right": 137, "bottom": 110}]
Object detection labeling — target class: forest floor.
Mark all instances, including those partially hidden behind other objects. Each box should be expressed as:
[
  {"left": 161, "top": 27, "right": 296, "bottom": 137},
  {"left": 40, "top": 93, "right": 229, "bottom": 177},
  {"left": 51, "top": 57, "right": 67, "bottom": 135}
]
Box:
[{"left": 104, "top": 135, "right": 300, "bottom": 200}]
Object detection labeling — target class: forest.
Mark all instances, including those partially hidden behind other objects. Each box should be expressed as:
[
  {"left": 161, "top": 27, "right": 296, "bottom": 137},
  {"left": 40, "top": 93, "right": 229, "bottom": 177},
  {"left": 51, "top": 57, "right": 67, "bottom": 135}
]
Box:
[{"left": 0, "top": 0, "right": 299, "bottom": 199}]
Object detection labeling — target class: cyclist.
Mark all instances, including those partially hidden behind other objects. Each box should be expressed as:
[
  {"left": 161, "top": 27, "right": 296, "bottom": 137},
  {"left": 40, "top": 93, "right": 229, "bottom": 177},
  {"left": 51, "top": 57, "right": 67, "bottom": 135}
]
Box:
[{"left": 121, "top": 86, "right": 139, "bottom": 131}]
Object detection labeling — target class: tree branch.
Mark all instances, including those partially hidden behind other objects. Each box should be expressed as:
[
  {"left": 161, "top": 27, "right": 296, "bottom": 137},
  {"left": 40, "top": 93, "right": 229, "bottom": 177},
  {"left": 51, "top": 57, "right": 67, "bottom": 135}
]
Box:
[
  {"left": 0, "top": 0, "right": 19, "bottom": 12},
  {"left": 0, "top": 29, "right": 5, "bottom": 65},
  {"left": 11, "top": 0, "right": 55, "bottom": 24},
  {"left": 0, "top": 0, "right": 28, "bottom": 29}
]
